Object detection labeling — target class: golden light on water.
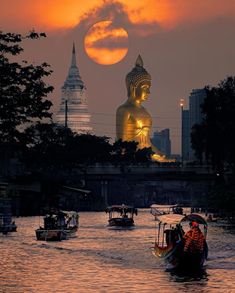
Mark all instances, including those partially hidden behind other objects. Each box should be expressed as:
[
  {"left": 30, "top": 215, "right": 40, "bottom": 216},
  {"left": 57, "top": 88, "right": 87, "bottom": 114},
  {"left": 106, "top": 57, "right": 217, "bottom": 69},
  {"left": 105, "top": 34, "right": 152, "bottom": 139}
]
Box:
[{"left": 84, "top": 21, "right": 128, "bottom": 65}]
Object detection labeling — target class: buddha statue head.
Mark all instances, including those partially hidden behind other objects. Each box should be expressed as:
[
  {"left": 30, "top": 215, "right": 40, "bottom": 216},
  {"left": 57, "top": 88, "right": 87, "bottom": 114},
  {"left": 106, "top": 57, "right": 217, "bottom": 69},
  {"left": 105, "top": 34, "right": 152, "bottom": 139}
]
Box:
[{"left": 126, "top": 55, "right": 151, "bottom": 103}]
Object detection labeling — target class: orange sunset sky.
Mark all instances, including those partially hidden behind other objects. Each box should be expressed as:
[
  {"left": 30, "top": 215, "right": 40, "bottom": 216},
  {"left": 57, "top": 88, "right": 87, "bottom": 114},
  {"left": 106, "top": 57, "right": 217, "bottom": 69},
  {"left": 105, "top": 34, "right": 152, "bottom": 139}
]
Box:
[
  {"left": 2, "top": 0, "right": 234, "bottom": 31},
  {"left": 1, "top": 0, "right": 235, "bottom": 153}
]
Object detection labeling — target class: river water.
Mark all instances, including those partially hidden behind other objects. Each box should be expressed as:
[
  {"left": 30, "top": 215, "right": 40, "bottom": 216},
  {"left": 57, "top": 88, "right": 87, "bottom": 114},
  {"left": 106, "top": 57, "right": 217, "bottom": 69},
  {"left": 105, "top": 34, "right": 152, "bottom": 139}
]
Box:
[{"left": 0, "top": 209, "right": 235, "bottom": 293}]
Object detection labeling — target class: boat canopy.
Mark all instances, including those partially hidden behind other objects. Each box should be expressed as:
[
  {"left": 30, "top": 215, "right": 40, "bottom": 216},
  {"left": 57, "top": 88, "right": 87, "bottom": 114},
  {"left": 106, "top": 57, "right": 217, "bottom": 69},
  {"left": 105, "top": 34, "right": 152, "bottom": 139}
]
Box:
[
  {"left": 43, "top": 209, "right": 78, "bottom": 216},
  {"left": 106, "top": 205, "right": 138, "bottom": 215},
  {"left": 63, "top": 186, "right": 91, "bottom": 194},
  {"left": 181, "top": 213, "right": 208, "bottom": 226},
  {"left": 150, "top": 204, "right": 178, "bottom": 209},
  {"left": 60, "top": 210, "right": 79, "bottom": 217},
  {"left": 150, "top": 204, "right": 183, "bottom": 217},
  {"left": 156, "top": 213, "right": 207, "bottom": 226},
  {"left": 155, "top": 214, "right": 185, "bottom": 225}
]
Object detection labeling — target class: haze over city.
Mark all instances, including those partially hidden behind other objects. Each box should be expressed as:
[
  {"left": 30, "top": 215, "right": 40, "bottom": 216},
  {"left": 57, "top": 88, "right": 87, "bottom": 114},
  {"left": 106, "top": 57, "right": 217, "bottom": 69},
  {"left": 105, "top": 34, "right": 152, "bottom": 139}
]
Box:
[{"left": 1, "top": 0, "right": 235, "bottom": 154}]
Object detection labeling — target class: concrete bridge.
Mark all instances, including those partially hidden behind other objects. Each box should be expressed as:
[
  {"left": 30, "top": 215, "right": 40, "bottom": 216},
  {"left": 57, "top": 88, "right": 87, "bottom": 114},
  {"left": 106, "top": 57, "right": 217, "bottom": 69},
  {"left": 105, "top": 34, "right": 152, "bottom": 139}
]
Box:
[
  {"left": 78, "top": 164, "right": 216, "bottom": 208},
  {"left": 1, "top": 163, "right": 217, "bottom": 214}
]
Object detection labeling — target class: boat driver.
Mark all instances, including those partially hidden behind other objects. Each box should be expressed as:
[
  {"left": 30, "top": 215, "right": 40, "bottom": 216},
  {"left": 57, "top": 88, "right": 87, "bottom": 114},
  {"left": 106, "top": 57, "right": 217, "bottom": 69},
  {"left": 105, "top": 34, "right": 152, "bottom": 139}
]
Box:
[{"left": 183, "top": 221, "right": 205, "bottom": 253}]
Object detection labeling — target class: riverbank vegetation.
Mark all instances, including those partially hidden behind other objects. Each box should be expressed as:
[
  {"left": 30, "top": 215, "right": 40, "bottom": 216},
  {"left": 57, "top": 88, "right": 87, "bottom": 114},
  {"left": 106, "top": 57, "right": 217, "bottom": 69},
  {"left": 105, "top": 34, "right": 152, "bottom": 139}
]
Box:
[{"left": 191, "top": 76, "right": 235, "bottom": 217}]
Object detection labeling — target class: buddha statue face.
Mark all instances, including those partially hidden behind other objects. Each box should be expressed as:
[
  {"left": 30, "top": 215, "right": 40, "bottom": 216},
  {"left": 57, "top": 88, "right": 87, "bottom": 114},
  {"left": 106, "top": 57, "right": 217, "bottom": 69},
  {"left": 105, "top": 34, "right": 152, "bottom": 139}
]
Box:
[
  {"left": 126, "top": 55, "right": 151, "bottom": 103},
  {"left": 135, "top": 83, "right": 151, "bottom": 103}
]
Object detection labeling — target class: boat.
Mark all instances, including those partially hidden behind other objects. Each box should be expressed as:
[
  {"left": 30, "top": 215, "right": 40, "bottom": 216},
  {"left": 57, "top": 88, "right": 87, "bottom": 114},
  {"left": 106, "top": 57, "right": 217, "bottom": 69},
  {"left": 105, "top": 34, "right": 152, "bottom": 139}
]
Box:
[
  {"left": 35, "top": 210, "right": 79, "bottom": 241},
  {"left": 153, "top": 213, "right": 208, "bottom": 270},
  {"left": 206, "top": 214, "right": 218, "bottom": 222},
  {"left": 62, "top": 210, "right": 79, "bottom": 239},
  {"left": 105, "top": 204, "right": 138, "bottom": 227},
  {"left": 0, "top": 214, "right": 17, "bottom": 235},
  {"left": 150, "top": 204, "right": 183, "bottom": 220},
  {"left": 0, "top": 197, "right": 17, "bottom": 235}
]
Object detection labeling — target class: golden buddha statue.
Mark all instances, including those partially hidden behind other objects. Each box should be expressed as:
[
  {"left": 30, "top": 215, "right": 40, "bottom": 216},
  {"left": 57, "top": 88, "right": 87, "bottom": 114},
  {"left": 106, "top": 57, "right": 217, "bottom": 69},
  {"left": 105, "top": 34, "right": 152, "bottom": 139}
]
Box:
[{"left": 116, "top": 55, "right": 169, "bottom": 162}]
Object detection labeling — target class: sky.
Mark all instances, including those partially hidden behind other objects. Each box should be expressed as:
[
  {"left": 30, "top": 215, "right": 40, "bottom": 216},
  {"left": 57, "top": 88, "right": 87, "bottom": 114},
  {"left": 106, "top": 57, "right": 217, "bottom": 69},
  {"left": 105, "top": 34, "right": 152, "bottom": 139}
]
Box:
[{"left": 1, "top": 0, "right": 235, "bottom": 154}]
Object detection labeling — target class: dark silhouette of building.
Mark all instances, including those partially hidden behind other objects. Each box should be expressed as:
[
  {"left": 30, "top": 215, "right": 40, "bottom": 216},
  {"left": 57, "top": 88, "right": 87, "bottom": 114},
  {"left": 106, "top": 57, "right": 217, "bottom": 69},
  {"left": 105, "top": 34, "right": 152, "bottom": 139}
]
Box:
[
  {"left": 151, "top": 129, "right": 171, "bottom": 158},
  {"left": 182, "top": 89, "right": 206, "bottom": 162}
]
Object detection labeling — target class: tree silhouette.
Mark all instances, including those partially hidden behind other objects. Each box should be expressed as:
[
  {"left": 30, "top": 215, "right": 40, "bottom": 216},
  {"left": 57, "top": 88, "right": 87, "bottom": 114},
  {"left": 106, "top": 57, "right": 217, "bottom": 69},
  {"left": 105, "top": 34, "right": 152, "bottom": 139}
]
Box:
[
  {"left": 67, "top": 133, "right": 112, "bottom": 164},
  {"left": 24, "top": 127, "right": 112, "bottom": 170},
  {"left": 191, "top": 124, "right": 206, "bottom": 164},
  {"left": 0, "top": 31, "right": 53, "bottom": 143},
  {"left": 23, "top": 123, "right": 74, "bottom": 169},
  {"left": 135, "top": 147, "right": 154, "bottom": 163},
  {"left": 191, "top": 76, "right": 235, "bottom": 176},
  {"left": 112, "top": 139, "right": 138, "bottom": 164},
  {"left": 191, "top": 77, "right": 235, "bottom": 214},
  {"left": 111, "top": 139, "right": 153, "bottom": 165}
]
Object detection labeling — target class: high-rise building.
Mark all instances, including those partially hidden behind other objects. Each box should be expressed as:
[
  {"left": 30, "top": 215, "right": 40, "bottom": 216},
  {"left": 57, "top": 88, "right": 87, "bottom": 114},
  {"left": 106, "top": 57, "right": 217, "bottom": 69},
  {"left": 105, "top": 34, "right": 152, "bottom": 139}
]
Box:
[
  {"left": 151, "top": 129, "right": 171, "bottom": 158},
  {"left": 181, "top": 89, "right": 206, "bottom": 162},
  {"left": 56, "top": 44, "right": 92, "bottom": 133},
  {"left": 181, "top": 109, "right": 190, "bottom": 162},
  {"left": 189, "top": 89, "right": 206, "bottom": 129}
]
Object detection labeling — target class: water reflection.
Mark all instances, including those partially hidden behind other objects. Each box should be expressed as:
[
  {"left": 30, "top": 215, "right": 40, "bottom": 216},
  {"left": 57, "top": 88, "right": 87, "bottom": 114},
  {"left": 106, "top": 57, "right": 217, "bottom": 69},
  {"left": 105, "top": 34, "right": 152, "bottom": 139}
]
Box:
[
  {"left": 222, "top": 226, "right": 235, "bottom": 234},
  {"left": 0, "top": 211, "right": 235, "bottom": 292},
  {"left": 168, "top": 267, "right": 208, "bottom": 282}
]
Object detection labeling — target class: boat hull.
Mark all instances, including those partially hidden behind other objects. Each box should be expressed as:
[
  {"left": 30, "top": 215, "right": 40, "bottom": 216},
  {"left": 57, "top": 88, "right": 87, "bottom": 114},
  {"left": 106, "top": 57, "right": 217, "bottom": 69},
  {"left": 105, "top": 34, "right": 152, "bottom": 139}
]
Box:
[
  {"left": 108, "top": 217, "right": 134, "bottom": 227},
  {"left": 0, "top": 224, "right": 17, "bottom": 234},
  {"left": 61, "top": 227, "right": 78, "bottom": 239},
  {"left": 154, "top": 241, "right": 208, "bottom": 270},
  {"left": 35, "top": 229, "right": 65, "bottom": 241}
]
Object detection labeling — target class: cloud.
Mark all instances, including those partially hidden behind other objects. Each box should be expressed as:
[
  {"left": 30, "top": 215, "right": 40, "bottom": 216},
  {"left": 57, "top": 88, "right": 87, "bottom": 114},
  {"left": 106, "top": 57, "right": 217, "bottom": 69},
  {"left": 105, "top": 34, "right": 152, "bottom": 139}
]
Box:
[
  {"left": 1, "top": 0, "right": 102, "bottom": 31},
  {"left": 2, "top": 0, "right": 234, "bottom": 33},
  {"left": 78, "top": 1, "right": 162, "bottom": 40},
  {"left": 84, "top": 21, "right": 128, "bottom": 49}
]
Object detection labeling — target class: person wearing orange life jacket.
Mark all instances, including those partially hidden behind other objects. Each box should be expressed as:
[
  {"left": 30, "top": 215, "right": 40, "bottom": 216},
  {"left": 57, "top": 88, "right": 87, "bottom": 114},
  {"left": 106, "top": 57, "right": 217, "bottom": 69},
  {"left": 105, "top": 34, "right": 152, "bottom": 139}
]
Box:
[{"left": 183, "top": 221, "right": 205, "bottom": 253}]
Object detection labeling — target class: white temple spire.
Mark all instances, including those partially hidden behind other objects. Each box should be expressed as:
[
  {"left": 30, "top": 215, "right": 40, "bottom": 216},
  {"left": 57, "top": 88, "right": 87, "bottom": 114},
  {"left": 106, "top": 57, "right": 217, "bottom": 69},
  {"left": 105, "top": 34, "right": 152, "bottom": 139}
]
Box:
[
  {"left": 71, "top": 42, "right": 77, "bottom": 67},
  {"left": 56, "top": 44, "right": 92, "bottom": 134},
  {"left": 63, "top": 43, "right": 84, "bottom": 90}
]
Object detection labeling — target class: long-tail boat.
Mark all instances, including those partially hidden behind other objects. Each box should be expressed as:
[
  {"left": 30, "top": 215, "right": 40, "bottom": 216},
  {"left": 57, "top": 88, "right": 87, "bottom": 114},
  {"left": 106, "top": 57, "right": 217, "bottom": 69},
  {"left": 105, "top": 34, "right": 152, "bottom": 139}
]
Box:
[
  {"left": 105, "top": 205, "right": 138, "bottom": 227},
  {"left": 153, "top": 212, "right": 208, "bottom": 270},
  {"left": 35, "top": 210, "right": 79, "bottom": 241}
]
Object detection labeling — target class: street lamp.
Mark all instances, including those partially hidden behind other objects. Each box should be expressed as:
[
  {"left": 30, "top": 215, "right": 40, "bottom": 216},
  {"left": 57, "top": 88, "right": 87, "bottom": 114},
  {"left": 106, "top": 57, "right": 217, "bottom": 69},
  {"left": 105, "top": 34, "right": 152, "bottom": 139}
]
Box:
[
  {"left": 180, "top": 98, "right": 184, "bottom": 109},
  {"left": 180, "top": 98, "right": 184, "bottom": 166}
]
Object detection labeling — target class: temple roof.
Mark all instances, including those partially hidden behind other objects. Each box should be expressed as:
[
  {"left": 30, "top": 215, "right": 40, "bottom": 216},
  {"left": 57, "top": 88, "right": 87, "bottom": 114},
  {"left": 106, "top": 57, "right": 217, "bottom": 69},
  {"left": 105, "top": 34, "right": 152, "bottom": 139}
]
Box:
[{"left": 62, "top": 43, "right": 85, "bottom": 90}]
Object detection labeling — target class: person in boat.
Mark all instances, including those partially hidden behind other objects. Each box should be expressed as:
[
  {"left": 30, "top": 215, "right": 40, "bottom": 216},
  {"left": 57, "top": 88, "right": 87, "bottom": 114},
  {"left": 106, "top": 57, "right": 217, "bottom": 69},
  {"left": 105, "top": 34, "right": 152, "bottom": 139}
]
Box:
[
  {"left": 122, "top": 213, "right": 128, "bottom": 219},
  {"left": 164, "top": 229, "right": 176, "bottom": 245},
  {"left": 67, "top": 214, "right": 78, "bottom": 228},
  {"left": 207, "top": 214, "right": 215, "bottom": 222},
  {"left": 57, "top": 212, "right": 66, "bottom": 228},
  {"left": 164, "top": 226, "right": 183, "bottom": 246},
  {"left": 173, "top": 206, "right": 183, "bottom": 215},
  {"left": 183, "top": 221, "right": 205, "bottom": 254},
  {"left": 44, "top": 214, "right": 56, "bottom": 229}
]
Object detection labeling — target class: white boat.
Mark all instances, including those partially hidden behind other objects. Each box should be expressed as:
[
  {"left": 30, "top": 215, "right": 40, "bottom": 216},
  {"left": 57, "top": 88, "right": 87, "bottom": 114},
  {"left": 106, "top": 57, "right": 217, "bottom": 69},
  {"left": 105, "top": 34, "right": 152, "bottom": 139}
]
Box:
[
  {"left": 150, "top": 204, "right": 183, "bottom": 220},
  {"left": 62, "top": 211, "right": 79, "bottom": 239}
]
